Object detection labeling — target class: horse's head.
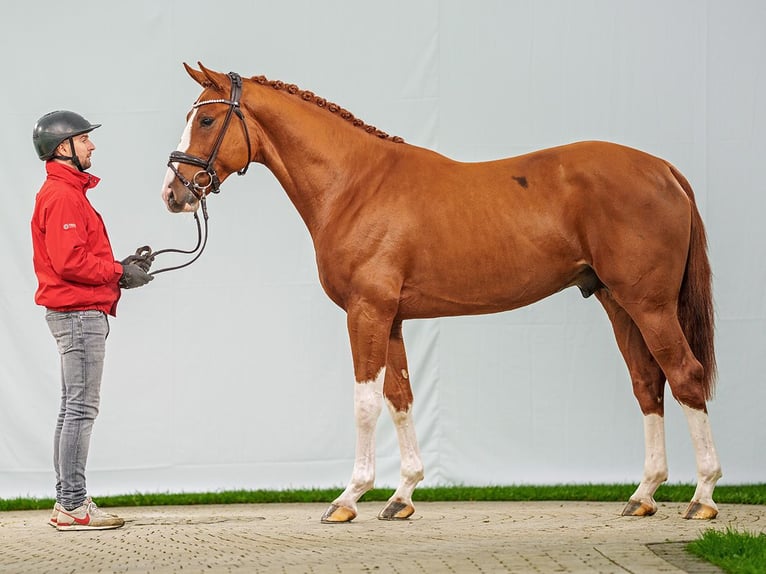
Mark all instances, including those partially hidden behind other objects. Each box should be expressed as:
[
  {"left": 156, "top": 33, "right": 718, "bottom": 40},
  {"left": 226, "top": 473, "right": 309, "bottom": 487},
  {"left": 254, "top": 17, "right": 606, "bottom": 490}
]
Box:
[{"left": 162, "top": 63, "right": 252, "bottom": 213}]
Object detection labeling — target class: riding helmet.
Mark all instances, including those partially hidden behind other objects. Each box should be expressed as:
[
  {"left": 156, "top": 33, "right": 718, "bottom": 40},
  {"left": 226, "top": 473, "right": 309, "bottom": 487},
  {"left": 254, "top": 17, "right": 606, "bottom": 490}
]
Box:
[{"left": 32, "top": 110, "right": 101, "bottom": 160}]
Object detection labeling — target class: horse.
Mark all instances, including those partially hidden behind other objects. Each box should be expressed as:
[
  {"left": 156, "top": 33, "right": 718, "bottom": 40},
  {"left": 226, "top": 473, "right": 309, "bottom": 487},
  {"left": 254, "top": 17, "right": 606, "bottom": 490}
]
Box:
[{"left": 161, "top": 62, "right": 722, "bottom": 523}]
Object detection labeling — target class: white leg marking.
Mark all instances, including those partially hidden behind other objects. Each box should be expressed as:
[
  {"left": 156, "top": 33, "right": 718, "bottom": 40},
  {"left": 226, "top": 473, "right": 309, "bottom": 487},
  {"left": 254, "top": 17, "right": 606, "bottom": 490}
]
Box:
[
  {"left": 630, "top": 413, "right": 668, "bottom": 504},
  {"left": 332, "top": 369, "right": 385, "bottom": 512},
  {"left": 161, "top": 109, "right": 197, "bottom": 205},
  {"left": 683, "top": 405, "right": 722, "bottom": 508},
  {"left": 386, "top": 401, "right": 424, "bottom": 505}
]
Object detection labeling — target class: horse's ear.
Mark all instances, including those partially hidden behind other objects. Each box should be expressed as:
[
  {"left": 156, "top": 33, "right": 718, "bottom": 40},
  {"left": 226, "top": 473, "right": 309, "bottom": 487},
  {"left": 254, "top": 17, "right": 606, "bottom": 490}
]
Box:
[
  {"left": 183, "top": 62, "right": 210, "bottom": 87},
  {"left": 183, "top": 62, "right": 227, "bottom": 92},
  {"left": 198, "top": 62, "right": 228, "bottom": 93}
]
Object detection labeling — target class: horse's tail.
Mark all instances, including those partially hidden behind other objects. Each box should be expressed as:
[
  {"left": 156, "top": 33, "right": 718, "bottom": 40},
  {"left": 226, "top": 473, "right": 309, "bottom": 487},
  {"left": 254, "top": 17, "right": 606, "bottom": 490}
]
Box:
[{"left": 668, "top": 162, "right": 717, "bottom": 400}]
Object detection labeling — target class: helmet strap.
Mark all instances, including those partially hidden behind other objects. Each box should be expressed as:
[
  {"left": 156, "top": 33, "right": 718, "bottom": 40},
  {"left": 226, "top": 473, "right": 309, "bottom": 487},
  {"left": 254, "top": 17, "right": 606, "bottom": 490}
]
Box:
[{"left": 52, "top": 137, "right": 85, "bottom": 171}]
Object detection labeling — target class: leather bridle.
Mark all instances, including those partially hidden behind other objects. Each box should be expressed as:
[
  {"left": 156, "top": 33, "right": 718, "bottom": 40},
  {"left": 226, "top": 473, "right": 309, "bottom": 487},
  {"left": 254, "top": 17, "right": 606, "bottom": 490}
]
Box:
[
  {"left": 167, "top": 71, "right": 252, "bottom": 199},
  {"left": 137, "top": 72, "right": 252, "bottom": 276}
]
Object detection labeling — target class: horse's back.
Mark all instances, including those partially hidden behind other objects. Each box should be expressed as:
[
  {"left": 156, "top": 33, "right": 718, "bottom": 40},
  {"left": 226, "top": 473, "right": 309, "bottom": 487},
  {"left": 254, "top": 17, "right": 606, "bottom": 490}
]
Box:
[
  {"left": 401, "top": 140, "right": 692, "bottom": 256},
  {"left": 393, "top": 140, "right": 690, "bottom": 224}
]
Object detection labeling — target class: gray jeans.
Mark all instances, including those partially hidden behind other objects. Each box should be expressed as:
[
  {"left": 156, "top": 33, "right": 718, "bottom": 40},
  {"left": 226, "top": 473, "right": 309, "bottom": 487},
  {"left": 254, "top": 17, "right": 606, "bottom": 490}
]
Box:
[{"left": 45, "top": 309, "right": 109, "bottom": 510}]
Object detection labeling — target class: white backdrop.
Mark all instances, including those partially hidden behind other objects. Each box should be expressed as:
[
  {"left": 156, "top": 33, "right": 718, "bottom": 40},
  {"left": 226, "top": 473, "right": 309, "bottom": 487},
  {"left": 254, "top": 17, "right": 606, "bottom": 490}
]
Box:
[{"left": 1, "top": 0, "right": 764, "bottom": 499}]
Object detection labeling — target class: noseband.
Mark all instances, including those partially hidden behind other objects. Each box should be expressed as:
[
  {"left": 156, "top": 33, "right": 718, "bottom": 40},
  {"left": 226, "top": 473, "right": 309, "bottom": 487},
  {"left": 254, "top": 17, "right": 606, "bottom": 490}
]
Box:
[{"left": 167, "top": 71, "right": 252, "bottom": 198}]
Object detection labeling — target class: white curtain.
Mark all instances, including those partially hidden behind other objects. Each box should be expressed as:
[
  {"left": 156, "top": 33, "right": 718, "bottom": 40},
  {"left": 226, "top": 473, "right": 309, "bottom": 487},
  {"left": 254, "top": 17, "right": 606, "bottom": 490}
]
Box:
[{"left": 1, "top": 0, "right": 764, "bottom": 498}]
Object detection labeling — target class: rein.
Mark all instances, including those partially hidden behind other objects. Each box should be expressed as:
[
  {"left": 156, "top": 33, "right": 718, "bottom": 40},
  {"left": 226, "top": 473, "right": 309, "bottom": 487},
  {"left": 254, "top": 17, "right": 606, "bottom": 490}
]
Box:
[
  {"left": 130, "top": 197, "right": 209, "bottom": 276},
  {"left": 138, "top": 72, "right": 252, "bottom": 277}
]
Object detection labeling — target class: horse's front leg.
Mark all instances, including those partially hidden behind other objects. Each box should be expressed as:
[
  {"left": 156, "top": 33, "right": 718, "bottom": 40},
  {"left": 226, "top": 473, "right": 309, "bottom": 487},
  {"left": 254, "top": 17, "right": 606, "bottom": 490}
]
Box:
[
  {"left": 320, "top": 370, "right": 384, "bottom": 523},
  {"left": 320, "top": 298, "right": 395, "bottom": 523},
  {"left": 378, "top": 320, "right": 424, "bottom": 520}
]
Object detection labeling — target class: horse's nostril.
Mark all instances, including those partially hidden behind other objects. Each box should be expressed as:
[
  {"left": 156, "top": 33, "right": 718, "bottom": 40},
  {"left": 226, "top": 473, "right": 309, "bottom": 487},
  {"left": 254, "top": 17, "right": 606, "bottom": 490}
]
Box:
[{"left": 166, "top": 194, "right": 184, "bottom": 213}]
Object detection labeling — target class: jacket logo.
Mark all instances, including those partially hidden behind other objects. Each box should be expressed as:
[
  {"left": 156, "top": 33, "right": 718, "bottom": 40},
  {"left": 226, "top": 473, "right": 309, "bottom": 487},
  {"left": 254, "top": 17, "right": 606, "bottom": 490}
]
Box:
[{"left": 63, "top": 223, "right": 77, "bottom": 230}]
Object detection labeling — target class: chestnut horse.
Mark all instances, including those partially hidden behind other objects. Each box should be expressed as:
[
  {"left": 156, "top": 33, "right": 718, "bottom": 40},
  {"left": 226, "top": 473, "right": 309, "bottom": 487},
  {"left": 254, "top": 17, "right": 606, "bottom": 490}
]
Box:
[{"left": 162, "top": 63, "right": 721, "bottom": 522}]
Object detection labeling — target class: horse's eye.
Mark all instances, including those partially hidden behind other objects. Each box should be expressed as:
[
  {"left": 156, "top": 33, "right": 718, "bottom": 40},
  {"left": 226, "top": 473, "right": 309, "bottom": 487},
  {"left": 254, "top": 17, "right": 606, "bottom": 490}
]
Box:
[{"left": 200, "top": 117, "right": 215, "bottom": 128}]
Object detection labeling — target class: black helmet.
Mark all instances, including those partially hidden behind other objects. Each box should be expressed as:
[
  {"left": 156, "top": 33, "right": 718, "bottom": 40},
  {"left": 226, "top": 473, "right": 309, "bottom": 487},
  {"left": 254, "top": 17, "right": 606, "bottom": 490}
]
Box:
[{"left": 32, "top": 110, "right": 101, "bottom": 160}]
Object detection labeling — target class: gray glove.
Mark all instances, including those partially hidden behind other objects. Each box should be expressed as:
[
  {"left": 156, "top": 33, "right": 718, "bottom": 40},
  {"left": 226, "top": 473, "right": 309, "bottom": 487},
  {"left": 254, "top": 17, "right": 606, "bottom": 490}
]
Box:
[
  {"left": 119, "top": 262, "right": 154, "bottom": 289},
  {"left": 120, "top": 247, "right": 154, "bottom": 273}
]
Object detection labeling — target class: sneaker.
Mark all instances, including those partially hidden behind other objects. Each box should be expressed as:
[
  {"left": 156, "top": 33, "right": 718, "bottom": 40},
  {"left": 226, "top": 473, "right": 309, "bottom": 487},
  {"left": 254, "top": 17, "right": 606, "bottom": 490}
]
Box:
[
  {"left": 56, "top": 497, "right": 124, "bottom": 531},
  {"left": 48, "top": 502, "right": 63, "bottom": 527}
]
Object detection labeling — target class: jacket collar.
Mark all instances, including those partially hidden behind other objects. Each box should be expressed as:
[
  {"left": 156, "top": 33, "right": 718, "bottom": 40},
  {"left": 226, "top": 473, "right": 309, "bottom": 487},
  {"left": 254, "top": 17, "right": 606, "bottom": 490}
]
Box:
[{"left": 46, "top": 161, "right": 101, "bottom": 193}]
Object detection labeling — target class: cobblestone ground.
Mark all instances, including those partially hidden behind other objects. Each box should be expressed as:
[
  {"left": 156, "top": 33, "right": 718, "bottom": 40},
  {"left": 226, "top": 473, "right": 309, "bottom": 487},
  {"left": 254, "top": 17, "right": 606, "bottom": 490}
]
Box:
[{"left": 2, "top": 501, "right": 763, "bottom": 573}]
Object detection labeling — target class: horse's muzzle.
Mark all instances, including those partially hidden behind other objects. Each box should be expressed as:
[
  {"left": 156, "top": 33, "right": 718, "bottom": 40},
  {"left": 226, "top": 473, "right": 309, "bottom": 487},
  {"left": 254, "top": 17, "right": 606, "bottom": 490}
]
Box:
[{"left": 165, "top": 188, "right": 199, "bottom": 213}]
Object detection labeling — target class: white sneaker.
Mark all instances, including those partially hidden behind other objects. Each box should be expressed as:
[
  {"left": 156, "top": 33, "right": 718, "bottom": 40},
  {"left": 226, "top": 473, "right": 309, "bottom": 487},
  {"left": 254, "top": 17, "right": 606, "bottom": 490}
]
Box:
[
  {"left": 48, "top": 502, "right": 63, "bottom": 527},
  {"left": 56, "top": 497, "right": 124, "bottom": 531}
]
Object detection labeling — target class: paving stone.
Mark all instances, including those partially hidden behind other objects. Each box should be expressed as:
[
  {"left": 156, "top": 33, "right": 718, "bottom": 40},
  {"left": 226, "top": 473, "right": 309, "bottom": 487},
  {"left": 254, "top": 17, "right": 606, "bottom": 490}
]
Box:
[{"left": 0, "top": 501, "right": 760, "bottom": 573}]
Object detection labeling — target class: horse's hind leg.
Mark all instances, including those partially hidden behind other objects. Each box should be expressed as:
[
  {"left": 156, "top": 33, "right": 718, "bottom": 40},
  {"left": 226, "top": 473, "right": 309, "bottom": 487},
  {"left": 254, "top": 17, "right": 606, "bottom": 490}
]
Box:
[
  {"left": 596, "top": 290, "right": 669, "bottom": 517},
  {"left": 613, "top": 296, "right": 722, "bottom": 519},
  {"left": 679, "top": 404, "right": 721, "bottom": 519},
  {"left": 378, "top": 320, "right": 424, "bottom": 520}
]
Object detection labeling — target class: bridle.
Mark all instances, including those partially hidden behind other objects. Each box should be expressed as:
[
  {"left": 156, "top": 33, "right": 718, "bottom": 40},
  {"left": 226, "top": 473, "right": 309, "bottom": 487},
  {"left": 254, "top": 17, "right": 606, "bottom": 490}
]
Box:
[
  {"left": 132, "top": 72, "right": 252, "bottom": 276},
  {"left": 167, "top": 71, "right": 252, "bottom": 198}
]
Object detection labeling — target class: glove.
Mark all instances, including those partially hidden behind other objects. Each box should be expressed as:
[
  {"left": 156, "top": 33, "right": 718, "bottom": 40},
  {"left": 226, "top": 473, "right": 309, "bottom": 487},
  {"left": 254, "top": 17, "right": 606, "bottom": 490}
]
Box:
[
  {"left": 120, "top": 246, "right": 154, "bottom": 273},
  {"left": 119, "top": 262, "right": 154, "bottom": 289}
]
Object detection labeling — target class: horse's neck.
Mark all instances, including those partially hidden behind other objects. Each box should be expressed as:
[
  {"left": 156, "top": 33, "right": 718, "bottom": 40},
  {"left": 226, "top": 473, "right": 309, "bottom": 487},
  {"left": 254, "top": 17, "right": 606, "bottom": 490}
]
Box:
[{"left": 245, "top": 83, "right": 391, "bottom": 235}]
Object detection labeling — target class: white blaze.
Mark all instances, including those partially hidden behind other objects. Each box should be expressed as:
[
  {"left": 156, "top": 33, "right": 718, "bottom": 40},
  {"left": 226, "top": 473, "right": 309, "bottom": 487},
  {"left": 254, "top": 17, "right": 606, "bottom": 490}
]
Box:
[{"left": 161, "top": 108, "right": 197, "bottom": 204}]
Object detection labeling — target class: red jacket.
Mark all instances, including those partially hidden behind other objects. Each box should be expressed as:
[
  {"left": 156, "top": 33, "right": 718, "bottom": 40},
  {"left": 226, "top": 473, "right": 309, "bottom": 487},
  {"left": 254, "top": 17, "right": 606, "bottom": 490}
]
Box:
[{"left": 31, "top": 162, "right": 123, "bottom": 316}]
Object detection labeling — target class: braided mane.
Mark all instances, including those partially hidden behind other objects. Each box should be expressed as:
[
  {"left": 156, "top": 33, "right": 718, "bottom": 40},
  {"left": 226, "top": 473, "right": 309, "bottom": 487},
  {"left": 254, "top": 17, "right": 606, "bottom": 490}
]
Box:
[{"left": 250, "top": 75, "right": 405, "bottom": 144}]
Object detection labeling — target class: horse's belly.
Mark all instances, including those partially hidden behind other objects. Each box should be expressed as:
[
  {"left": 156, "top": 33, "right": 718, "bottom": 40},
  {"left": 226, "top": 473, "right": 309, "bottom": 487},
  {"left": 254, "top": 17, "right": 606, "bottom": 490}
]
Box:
[{"left": 397, "top": 264, "right": 576, "bottom": 319}]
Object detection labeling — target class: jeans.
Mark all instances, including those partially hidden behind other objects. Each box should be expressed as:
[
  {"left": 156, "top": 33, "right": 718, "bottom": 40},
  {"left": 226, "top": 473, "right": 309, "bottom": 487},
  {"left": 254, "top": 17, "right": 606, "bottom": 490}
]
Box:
[{"left": 45, "top": 309, "right": 109, "bottom": 510}]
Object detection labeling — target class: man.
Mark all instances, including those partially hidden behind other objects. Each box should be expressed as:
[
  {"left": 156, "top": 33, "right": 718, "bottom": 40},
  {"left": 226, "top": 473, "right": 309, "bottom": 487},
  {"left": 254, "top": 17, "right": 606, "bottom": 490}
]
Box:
[{"left": 31, "top": 110, "right": 153, "bottom": 531}]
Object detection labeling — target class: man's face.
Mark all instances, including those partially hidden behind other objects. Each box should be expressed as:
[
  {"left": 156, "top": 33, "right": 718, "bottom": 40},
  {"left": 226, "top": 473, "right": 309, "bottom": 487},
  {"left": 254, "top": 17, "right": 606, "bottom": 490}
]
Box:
[{"left": 57, "top": 133, "right": 96, "bottom": 170}]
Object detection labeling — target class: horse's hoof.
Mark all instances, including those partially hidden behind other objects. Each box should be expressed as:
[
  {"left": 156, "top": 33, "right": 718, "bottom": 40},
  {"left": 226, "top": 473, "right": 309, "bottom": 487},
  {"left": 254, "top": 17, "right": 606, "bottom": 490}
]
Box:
[
  {"left": 378, "top": 500, "right": 415, "bottom": 520},
  {"left": 621, "top": 499, "right": 657, "bottom": 517},
  {"left": 320, "top": 504, "right": 357, "bottom": 523},
  {"left": 682, "top": 501, "right": 718, "bottom": 520}
]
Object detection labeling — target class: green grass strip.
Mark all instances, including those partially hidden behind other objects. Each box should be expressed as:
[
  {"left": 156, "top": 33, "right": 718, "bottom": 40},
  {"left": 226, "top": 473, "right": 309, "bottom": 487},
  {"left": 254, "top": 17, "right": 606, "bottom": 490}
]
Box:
[
  {"left": 2, "top": 483, "right": 765, "bottom": 512},
  {"left": 687, "top": 527, "right": 766, "bottom": 574}
]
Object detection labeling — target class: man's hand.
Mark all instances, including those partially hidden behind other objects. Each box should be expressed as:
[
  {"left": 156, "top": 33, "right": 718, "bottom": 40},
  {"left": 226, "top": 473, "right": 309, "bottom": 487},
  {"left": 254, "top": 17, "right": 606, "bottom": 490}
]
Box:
[
  {"left": 120, "top": 247, "right": 154, "bottom": 273},
  {"left": 119, "top": 262, "right": 154, "bottom": 289}
]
